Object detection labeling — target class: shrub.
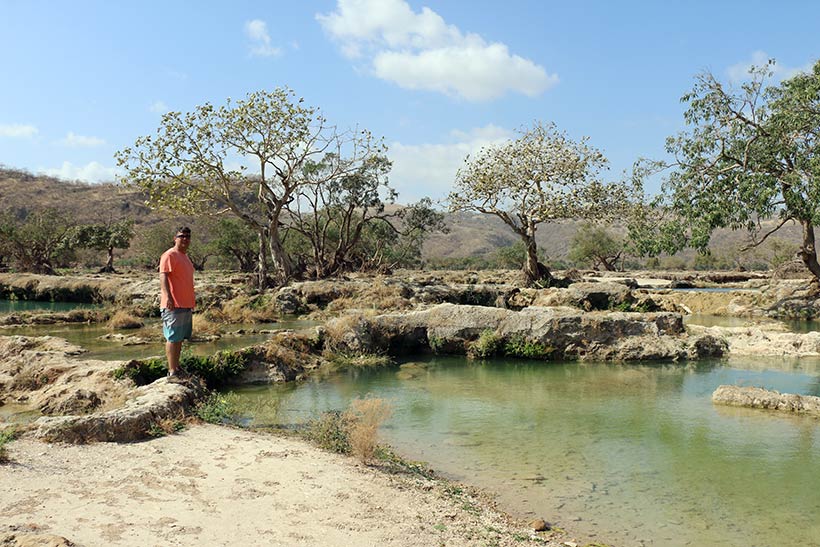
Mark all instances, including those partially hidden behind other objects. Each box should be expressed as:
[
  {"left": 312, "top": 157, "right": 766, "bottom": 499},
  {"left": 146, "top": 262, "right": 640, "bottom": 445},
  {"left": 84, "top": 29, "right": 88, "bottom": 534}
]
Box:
[
  {"left": 303, "top": 410, "right": 352, "bottom": 454},
  {"left": 343, "top": 398, "right": 392, "bottom": 463},
  {"left": 467, "top": 330, "right": 503, "bottom": 359},
  {"left": 302, "top": 397, "right": 393, "bottom": 463},
  {"left": 503, "top": 335, "right": 554, "bottom": 359}
]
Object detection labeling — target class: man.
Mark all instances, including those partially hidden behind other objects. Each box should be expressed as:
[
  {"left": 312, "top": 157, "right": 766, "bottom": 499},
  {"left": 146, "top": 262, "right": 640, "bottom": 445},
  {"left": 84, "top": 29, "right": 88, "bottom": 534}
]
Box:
[{"left": 159, "top": 226, "right": 195, "bottom": 378}]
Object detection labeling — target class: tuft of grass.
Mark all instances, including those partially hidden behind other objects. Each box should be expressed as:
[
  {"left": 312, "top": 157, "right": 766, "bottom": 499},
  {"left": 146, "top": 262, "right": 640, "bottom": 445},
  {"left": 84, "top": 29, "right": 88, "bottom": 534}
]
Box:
[
  {"left": 467, "top": 330, "right": 503, "bottom": 360},
  {"left": 107, "top": 309, "right": 144, "bottom": 330},
  {"left": 147, "top": 416, "right": 186, "bottom": 437},
  {"left": 195, "top": 392, "right": 241, "bottom": 424},
  {"left": 343, "top": 397, "right": 392, "bottom": 463},
  {"left": 0, "top": 429, "right": 18, "bottom": 464},
  {"left": 325, "top": 352, "right": 392, "bottom": 370}
]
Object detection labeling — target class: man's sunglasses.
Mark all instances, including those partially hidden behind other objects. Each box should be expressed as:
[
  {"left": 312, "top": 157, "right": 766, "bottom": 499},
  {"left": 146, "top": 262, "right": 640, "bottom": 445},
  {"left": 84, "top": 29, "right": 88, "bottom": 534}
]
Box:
[{"left": 175, "top": 234, "right": 191, "bottom": 239}]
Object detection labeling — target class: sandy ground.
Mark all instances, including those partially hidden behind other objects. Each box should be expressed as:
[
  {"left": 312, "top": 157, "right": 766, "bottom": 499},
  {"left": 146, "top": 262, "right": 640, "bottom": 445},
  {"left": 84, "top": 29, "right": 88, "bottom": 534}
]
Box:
[{"left": 1, "top": 424, "right": 568, "bottom": 547}]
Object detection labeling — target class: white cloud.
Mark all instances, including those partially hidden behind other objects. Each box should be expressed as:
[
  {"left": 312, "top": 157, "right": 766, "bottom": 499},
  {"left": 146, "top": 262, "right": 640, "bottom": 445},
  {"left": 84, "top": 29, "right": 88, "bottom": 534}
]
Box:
[
  {"left": 149, "top": 100, "right": 169, "bottom": 113},
  {"left": 728, "top": 51, "right": 814, "bottom": 83},
  {"left": 317, "top": 0, "right": 557, "bottom": 101},
  {"left": 39, "top": 161, "right": 120, "bottom": 183},
  {"left": 387, "top": 124, "right": 512, "bottom": 202},
  {"left": 60, "top": 132, "right": 106, "bottom": 148},
  {"left": 245, "top": 19, "right": 283, "bottom": 57},
  {"left": 0, "top": 123, "right": 38, "bottom": 138}
]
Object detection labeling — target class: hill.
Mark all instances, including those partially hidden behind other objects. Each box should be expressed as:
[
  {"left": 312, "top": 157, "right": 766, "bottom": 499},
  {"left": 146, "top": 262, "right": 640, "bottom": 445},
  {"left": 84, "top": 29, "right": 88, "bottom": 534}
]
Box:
[{"left": 0, "top": 167, "right": 807, "bottom": 270}]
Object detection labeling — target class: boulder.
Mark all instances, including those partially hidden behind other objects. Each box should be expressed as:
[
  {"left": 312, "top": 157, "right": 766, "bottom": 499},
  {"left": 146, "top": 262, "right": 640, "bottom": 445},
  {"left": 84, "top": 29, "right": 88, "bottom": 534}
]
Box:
[{"left": 532, "top": 282, "right": 634, "bottom": 310}]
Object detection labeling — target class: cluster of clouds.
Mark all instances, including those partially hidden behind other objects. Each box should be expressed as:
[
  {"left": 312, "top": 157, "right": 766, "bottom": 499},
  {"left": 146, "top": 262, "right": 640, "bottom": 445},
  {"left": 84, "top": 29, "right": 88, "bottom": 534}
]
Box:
[
  {"left": 388, "top": 125, "right": 513, "bottom": 202},
  {"left": 316, "top": 0, "right": 557, "bottom": 102}
]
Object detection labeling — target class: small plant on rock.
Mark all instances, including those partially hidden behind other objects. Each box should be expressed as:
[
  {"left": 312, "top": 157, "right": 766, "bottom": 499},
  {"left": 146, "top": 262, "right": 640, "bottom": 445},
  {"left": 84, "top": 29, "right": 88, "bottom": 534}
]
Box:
[
  {"left": 467, "top": 330, "right": 503, "bottom": 360},
  {"left": 504, "top": 335, "right": 554, "bottom": 359}
]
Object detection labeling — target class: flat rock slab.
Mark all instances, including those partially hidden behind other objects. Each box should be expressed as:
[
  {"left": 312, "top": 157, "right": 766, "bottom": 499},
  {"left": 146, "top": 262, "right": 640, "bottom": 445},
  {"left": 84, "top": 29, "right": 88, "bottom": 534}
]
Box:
[
  {"left": 712, "top": 385, "right": 820, "bottom": 416},
  {"left": 32, "top": 377, "right": 207, "bottom": 443}
]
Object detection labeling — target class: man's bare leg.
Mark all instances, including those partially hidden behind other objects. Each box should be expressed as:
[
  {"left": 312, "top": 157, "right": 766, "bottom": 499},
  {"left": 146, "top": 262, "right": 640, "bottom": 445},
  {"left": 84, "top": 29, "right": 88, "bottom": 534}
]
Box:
[{"left": 166, "top": 341, "right": 182, "bottom": 375}]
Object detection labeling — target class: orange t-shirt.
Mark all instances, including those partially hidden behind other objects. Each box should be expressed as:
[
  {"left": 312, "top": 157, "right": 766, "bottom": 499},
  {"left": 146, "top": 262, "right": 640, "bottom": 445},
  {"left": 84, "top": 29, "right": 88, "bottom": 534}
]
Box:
[{"left": 159, "top": 248, "right": 195, "bottom": 309}]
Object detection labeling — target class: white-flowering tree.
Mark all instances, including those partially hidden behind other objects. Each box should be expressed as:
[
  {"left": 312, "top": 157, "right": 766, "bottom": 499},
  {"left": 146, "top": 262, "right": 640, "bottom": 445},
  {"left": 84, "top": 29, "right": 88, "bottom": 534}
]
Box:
[
  {"left": 115, "top": 88, "right": 385, "bottom": 288},
  {"left": 449, "top": 122, "right": 632, "bottom": 285}
]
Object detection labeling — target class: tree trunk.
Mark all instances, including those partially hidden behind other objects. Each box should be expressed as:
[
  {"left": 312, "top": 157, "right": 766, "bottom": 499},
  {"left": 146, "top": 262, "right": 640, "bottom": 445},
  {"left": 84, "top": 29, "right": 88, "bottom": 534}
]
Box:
[
  {"left": 268, "top": 224, "right": 293, "bottom": 285},
  {"left": 98, "top": 246, "right": 116, "bottom": 273},
  {"left": 256, "top": 228, "right": 269, "bottom": 290},
  {"left": 799, "top": 220, "right": 820, "bottom": 280},
  {"left": 521, "top": 225, "right": 551, "bottom": 286}
]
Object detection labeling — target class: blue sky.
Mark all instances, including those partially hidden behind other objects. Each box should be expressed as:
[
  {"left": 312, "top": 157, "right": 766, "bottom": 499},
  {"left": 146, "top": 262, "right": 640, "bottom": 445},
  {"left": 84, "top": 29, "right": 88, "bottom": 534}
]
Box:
[{"left": 1, "top": 0, "right": 817, "bottom": 202}]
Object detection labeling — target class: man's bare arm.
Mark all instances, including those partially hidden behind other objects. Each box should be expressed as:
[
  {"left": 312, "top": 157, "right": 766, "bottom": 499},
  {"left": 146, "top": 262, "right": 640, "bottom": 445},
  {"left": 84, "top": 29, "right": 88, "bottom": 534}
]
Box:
[{"left": 160, "top": 272, "right": 175, "bottom": 310}]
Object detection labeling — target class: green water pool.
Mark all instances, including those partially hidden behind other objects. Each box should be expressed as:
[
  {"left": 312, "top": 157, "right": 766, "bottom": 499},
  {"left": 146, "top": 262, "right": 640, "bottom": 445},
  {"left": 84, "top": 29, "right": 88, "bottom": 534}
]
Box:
[{"left": 229, "top": 356, "right": 820, "bottom": 547}]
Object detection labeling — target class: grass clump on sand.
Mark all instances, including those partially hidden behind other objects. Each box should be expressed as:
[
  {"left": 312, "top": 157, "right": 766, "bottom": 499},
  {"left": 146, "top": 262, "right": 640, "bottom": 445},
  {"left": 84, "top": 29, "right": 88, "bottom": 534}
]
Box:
[
  {"left": 195, "top": 392, "right": 241, "bottom": 424},
  {"left": 0, "top": 429, "right": 18, "bottom": 464},
  {"left": 303, "top": 397, "right": 392, "bottom": 463}
]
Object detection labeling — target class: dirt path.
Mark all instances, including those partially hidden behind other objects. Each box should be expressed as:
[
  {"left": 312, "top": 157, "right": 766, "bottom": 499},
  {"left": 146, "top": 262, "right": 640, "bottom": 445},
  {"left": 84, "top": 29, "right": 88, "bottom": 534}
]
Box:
[{"left": 1, "top": 424, "right": 569, "bottom": 547}]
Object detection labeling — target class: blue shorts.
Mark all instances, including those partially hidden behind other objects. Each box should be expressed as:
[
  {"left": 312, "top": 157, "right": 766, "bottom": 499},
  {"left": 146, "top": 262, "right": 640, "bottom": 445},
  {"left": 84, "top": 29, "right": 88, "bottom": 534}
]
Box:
[{"left": 161, "top": 308, "right": 193, "bottom": 343}]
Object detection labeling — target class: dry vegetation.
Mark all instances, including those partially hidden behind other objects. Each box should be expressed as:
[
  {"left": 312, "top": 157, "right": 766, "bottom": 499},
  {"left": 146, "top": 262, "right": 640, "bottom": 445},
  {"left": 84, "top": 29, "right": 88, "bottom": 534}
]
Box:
[
  {"left": 107, "top": 310, "right": 144, "bottom": 330},
  {"left": 343, "top": 397, "right": 393, "bottom": 463}
]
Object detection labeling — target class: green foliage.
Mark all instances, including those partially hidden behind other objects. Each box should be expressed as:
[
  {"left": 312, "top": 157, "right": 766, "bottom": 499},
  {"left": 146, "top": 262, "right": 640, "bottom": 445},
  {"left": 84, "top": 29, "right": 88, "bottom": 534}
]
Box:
[
  {"left": 467, "top": 330, "right": 503, "bottom": 359},
  {"left": 117, "top": 87, "right": 388, "bottom": 286},
  {"left": 568, "top": 222, "right": 625, "bottom": 271},
  {"left": 67, "top": 219, "right": 134, "bottom": 271},
  {"left": 195, "top": 392, "right": 241, "bottom": 424},
  {"left": 180, "top": 349, "right": 252, "bottom": 388},
  {"left": 114, "top": 349, "right": 251, "bottom": 388},
  {"left": 0, "top": 429, "right": 18, "bottom": 464},
  {"left": 449, "top": 121, "right": 635, "bottom": 284},
  {"left": 303, "top": 410, "right": 352, "bottom": 454},
  {"left": 647, "top": 59, "right": 820, "bottom": 278},
  {"left": 428, "top": 336, "right": 447, "bottom": 354},
  {"left": 207, "top": 217, "right": 258, "bottom": 272},
  {"left": 326, "top": 352, "right": 392, "bottom": 370},
  {"left": 0, "top": 208, "right": 77, "bottom": 274},
  {"left": 503, "top": 335, "right": 554, "bottom": 359}
]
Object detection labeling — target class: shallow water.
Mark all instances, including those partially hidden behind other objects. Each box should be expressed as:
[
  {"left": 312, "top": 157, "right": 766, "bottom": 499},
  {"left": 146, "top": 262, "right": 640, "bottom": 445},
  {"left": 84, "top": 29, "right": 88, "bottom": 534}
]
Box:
[
  {"left": 0, "top": 299, "right": 100, "bottom": 313},
  {"left": 231, "top": 356, "right": 820, "bottom": 547},
  {"left": 0, "top": 319, "right": 316, "bottom": 361}
]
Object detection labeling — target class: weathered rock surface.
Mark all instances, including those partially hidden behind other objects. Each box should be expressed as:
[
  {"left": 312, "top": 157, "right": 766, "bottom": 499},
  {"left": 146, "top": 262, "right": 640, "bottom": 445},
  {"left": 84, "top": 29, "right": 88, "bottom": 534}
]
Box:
[
  {"left": 688, "top": 324, "right": 820, "bottom": 356},
  {"left": 327, "top": 304, "right": 726, "bottom": 361},
  {"left": 712, "top": 385, "right": 820, "bottom": 416},
  {"left": 0, "top": 336, "right": 132, "bottom": 416},
  {"left": 32, "top": 377, "right": 207, "bottom": 443},
  {"left": 0, "top": 531, "right": 75, "bottom": 546},
  {"left": 532, "top": 282, "right": 635, "bottom": 310}
]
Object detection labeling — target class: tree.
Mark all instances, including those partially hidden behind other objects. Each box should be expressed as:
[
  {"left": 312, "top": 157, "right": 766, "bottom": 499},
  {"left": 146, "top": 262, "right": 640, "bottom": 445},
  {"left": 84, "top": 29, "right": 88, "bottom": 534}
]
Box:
[
  {"left": 68, "top": 219, "right": 134, "bottom": 273},
  {"left": 568, "top": 222, "right": 625, "bottom": 271},
  {"left": 0, "top": 208, "right": 75, "bottom": 274},
  {"left": 207, "top": 217, "right": 258, "bottom": 272},
  {"left": 657, "top": 60, "right": 820, "bottom": 281},
  {"left": 116, "top": 88, "right": 384, "bottom": 288},
  {"left": 448, "top": 122, "right": 632, "bottom": 285}
]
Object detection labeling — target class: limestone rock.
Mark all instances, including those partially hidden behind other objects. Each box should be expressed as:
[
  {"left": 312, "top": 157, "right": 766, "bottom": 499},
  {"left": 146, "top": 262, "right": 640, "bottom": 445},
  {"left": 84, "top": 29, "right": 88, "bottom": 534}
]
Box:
[
  {"left": 327, "top": 303, "right": 716, "bottom": 362},
  {"left": 32, "top": 377, "right": 207, "bottom": 443},
  {"left": 712, "top": 385, "right": 820, "bottom": 416}
]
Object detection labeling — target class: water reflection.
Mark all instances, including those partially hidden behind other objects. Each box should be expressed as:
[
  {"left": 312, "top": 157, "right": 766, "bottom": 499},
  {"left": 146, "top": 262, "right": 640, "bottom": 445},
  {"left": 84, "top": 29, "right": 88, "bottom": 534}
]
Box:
[{"left": 231, "top": 357, "right": 820, "bottom": 547}]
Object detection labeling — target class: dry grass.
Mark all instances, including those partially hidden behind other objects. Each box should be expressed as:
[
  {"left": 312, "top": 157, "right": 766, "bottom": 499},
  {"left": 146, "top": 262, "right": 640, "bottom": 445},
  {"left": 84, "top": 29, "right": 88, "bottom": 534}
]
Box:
[
  {"left": 192, "top": 314, "right": 223, "bottom": 336},
  {"left": 323, "top": 280, "right": 412, "bottom": 315},
  {"left": 323, "top": 312, "right": 375, "bottom": 352},
  {"left": 107, "top": 310, "right": 144, "bottom": 330},
  {"left": 343, "top": 398, "right": 393, "bottom": 463}
]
